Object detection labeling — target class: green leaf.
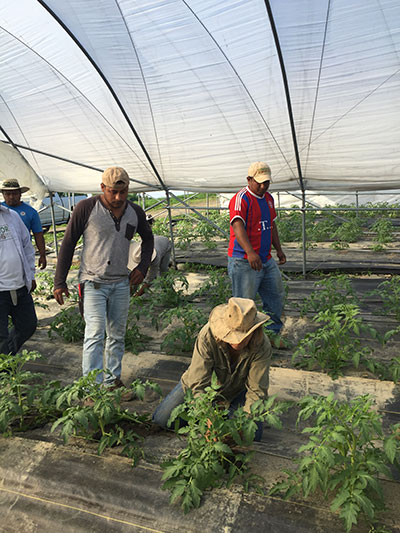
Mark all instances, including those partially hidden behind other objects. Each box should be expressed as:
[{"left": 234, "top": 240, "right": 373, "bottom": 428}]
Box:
[
  {"left": 243, "top": 420, "right": 257, "bottom": 442},
  {"left": 162, "top": 463, "right": 182, "bottom": 481},
  {"left": 210, "top": 371, "right": 220, "bottom": 390},
  {"left": 330, "top": 489, "right": 350, "bottom": 512},
  {"left": 170, "top": 482, "right": 187, "bottom": 504},
  {"left": 384, "top": 436, "right": 398, "bottom": 463},
  {"left": 213, "top": 441, "right": 232, "bottom": 454},
  {"left": 340, "top": 501, "right": 360, "bottom": 533}
]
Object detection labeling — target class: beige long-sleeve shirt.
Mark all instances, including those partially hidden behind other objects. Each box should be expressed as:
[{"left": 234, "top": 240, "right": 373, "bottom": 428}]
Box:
[{"left": 181, "top": 323, "right": 272, "bottom": 413}]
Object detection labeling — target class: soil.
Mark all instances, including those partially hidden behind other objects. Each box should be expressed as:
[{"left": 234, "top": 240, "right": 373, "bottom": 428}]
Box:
[{"left": 2, "top": 259, "right": 400, "bottom": 532}]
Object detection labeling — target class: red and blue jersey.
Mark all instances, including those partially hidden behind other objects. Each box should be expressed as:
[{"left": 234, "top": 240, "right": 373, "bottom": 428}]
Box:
[{"left": 228, "top": 187, "right": 276, "bottom": 262}]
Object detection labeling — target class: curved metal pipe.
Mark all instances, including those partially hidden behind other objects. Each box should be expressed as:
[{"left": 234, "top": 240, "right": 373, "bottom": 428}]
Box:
[
  {"left": 37, "top": 0, "right": 167, "bottom": 193},
  {"left": 263, "top": 0, "right": 304, "bottom": 192}
]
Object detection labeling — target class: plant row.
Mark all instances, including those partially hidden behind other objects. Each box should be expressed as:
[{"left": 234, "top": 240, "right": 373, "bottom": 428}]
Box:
[
  {"left": 1, "top": 352, "right": 399, "bottom": 533},
  {"left": 148, "top": 201, "right": 400, "bottom": 251},
  {"left": 37, "top": 269, "right": 400, "bottom": 382}
]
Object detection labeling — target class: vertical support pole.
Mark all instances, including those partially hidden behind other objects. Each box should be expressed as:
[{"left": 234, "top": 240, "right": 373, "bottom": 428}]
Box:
[
  {"left": 206, "top": 193, "right": 209, "bottom": 217},
  {"left": 49, "top": 192, "right": 59, "bottom": 256},
  {"left": 355, "top": 190, "right": 359, "bottom": 217},
  {"left": 301, "top": 191, "right": 307, "bottom": 278},
  {"left": 277, "top": 191, "right": 281, "bottom": 220},
  {"left": 166, "top": 190, "right": 177, "bottom": 269}
]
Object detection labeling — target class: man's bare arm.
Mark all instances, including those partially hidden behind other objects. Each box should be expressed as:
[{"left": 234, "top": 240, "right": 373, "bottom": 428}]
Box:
[{"left": 33, "top": 231, "right": 47, "bottom": 269}]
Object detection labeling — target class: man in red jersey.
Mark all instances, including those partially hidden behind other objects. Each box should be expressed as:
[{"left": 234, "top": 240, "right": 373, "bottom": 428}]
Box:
[{"left": 227, "top": 162, "right": 286, "bottom": 342}]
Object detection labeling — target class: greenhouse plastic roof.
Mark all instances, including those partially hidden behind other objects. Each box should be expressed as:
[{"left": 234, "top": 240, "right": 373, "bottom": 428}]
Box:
[{"left": 1, "top": 0, "right": 400, "bottom": 194}]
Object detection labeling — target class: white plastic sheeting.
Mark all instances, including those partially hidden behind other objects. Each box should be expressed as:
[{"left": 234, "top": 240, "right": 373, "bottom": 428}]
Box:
[
  {"left": 0, "top": 0, "right": 400, "bottom": 194},
  {"left": 0, "top": 141, "right": 47, "bottom": 203}
]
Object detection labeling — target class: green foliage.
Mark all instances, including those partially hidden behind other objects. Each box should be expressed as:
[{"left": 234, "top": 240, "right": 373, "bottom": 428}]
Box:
[
  {"left": 329, "top": 219, "right": 363, "bottom": 250},
  {"left": 161, "top": 304, "right": 208, "bottom": 354},
  {"left": 161, "top": 373, "right": 288, "bottom": 513},
  {"left": 192, "top": 269, "right": 232, "bottom": 307},
  {"left": 371, "top": 219, "right": 394, "bottom": 251},
  {"left": 296, "top": 274, "right": 359, "bottom": 316},
  {"left": 307, "top": 213, "right": 337, "bottom": 242},
  {"left": 275, "top": 210, "right": 303, "bottom": 242},
  {"left": 145, "top": 270, "right": 190, "bottom": 309},
  {"left": 381, "top": 324, "right": 400, "bottom": 345},
  {"left": 362, "top": 356, "right": 400, "bottom": 384},
  {"left": 368, "top": 526, "right": 394, "bottom": 533},
  {"left": 276, "top": 209, "right": 363, "bottom": 247},
  {"left": 151, "top": 217, "right": 171, "bottom": 237},
  {"left": 125, "top": 299, "right": 152, "bottom": 353},
  {"left": 172, "top": 218, "right": 195, "bottom": 250},
  {"left": 368, "top": 276, "right": 400, "bottom": 321},
  {"left": 330, "top": 239, "right": 350, "bottom": 250},
  {"left": 270, "top": 394, "right": 400, "bottom": 532},
  {"left": 44, "top": 230, "right": 65, "bottom": 245},
  {"left": 133, "top": 270, "right": 191, "bottom": 329},
  {"left": 0, "top": 350, "right": 64, "bottom": 434},
  {"left": 153, "top": 210, "right": 228, "bottom": 250},
  {"left": 275, "top": 202, "right": 400, "bottom": 250},
  {"left": 293, "top": 304, "right": 378, "bottom": 379},
  {"left": 125, "top": 319, "right": 152, "bottom": 354},
  {"left": 34, "top": 270, "right": 55, "bottom": 298},
  {"left": 52, "top": 371, "right": 162, "bottom": 464},
  {"left": 194, "top": 211, "right": 230, "bottom": 247},
  {"left": 49, "top": 305, "right": 85, "bottom": 342},
  {"left": 180, "top": 263, "right": 219, "bottom": 273}
]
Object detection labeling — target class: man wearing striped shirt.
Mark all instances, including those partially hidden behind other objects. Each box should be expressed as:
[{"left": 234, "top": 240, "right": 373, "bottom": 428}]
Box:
[{"left": 228, "top": 162, "right": 286, "bottom": 342}]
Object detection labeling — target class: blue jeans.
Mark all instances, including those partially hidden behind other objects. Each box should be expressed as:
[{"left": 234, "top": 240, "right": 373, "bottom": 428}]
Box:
[
  {"left": 228, "top": 256, "right": 284, "bottom": 334},
  {"left": 82, "top": 279, "right": 130, "bottom": 385},
  {"left": 152, "top": 382, "right": 263, "bottom": 442},
  {"left": 0, "top": 287, "right": 37, "bottom": 356}
]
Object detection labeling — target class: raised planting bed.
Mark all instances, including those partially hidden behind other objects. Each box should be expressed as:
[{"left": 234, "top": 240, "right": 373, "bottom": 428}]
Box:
[{"left": 1, "top": 267, "right": 400, "bottom": 532}]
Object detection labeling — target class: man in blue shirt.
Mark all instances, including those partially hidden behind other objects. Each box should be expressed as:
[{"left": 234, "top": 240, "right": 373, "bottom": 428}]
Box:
[{"left": 1, "top": 179, "right": 47, "bottom": 269}]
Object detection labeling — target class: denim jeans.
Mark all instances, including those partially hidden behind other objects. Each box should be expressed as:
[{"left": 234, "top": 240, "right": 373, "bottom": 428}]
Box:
[
  {"left": 82, "top": 279, "right": 130, "bottom": 385},
  {"left": 152, "top": 381, "right": 263, "bottom": 442},
  {"left": 0, "top": 287, "right": 37, "bottom": 355},
  {"left": 228, "top": 256, "right": 284, "bottom": 333}
]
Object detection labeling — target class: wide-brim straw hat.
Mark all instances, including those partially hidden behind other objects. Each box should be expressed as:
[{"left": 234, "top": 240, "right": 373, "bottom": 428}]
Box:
[
  {"left": 128, "top": 241, "right": 156, "bottom": 271},
  {"left": 1, "top": 179, "right": 30, "bottom": 193},
  {"left": 209, "top": 297, "right": 269, "bottom": 344}
]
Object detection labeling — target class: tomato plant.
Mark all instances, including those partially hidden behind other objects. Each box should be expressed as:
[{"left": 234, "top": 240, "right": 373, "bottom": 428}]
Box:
[
  {"left": 271, "top": 394, "right": 400, "bottom": 532},
  {"left": 162, "top": 373, "right": 288, "bottom": 513}
]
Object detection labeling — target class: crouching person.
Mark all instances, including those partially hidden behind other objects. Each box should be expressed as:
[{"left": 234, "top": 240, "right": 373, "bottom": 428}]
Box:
[{"left": 153, "top": 297, "right": 272, "bottom": 441}]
